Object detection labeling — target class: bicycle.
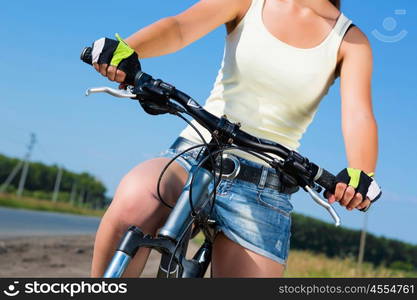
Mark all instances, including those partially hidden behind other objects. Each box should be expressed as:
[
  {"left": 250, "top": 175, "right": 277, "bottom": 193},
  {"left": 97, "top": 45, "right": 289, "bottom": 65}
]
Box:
[{"left": 80, "top": 46, "right": 340, "bottom": 278}]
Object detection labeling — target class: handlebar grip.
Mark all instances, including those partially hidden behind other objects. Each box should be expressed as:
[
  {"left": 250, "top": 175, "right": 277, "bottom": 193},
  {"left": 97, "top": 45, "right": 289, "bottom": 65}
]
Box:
[
  {"left": 315, "top": 168, "right": 336, "bottom": 192},
  {"left": 80, "top": 47, "right": 93, "bottom": 65}
]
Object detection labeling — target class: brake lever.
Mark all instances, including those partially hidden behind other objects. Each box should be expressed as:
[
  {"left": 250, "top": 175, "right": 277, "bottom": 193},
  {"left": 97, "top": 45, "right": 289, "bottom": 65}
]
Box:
[
  {"left": 304, "top": 185, "right": 341, "bottom": 227},
  {"left": 85, "top": 86, "right": 137, "bottom": 99}
]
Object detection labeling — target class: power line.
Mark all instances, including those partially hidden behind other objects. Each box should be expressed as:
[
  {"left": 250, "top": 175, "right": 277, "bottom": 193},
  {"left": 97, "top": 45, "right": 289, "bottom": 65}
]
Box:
[
  {"left": 37, "top": 141, "right": 58, "bottom": 164},
  {"left": 0, "top": 133, "right": 37, "bottom": 194},
  {"left": 16, "top": 133, "right": 37, "bottom": 198}
]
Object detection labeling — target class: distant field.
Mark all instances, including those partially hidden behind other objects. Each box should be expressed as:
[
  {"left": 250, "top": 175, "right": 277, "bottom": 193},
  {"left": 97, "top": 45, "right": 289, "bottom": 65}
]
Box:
[
  {"left": 0, "top": 193, "right": 104, "bottom": 217},
  {"left": 285, "top": 250, "right": 417, "bottom": 278},
  {"left": 191, "top": 233, "right": 417, "bottom": 278}
]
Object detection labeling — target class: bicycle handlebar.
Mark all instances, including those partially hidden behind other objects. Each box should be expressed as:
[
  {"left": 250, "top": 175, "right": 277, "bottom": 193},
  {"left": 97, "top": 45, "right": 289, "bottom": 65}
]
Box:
[
  {"left": 80, "top": 46, "right": 339, "bottom": 225},
  {"left": 80, "top": 47, "right": 93, "bottom": 65},
  {"left": 80, "top": 46, "right": 336, "bottom": 189},
  {"left": 80, "top": 46, "right": 335, "bottom": 189}
]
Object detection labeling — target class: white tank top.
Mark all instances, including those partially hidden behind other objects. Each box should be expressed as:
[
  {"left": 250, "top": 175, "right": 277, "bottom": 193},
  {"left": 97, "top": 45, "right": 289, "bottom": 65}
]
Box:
[{"left": 180, "top": 0, "right": 352, "bottom": 164}]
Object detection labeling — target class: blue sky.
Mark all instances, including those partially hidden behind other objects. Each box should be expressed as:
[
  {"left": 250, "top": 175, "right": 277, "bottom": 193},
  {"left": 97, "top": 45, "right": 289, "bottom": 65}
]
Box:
[{"left": 1, "top": 0, "right": 416, "bottom": 245}]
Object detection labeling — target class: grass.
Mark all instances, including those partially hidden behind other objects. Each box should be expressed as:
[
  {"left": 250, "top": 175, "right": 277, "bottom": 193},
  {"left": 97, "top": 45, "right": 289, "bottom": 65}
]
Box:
[
  {"left": 285, "top": 250, "right": 417, "bottom": 278},
  {"left": 0, "top": 193, "right": 105, "bottom": 217},
  {"left": 192, "top": 233, "right": 416, "bottom": 277}
]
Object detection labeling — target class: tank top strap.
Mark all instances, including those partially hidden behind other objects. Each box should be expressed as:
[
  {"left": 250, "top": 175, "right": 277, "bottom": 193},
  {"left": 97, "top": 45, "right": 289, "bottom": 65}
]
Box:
[
  {"left": 329, "top": 13, "right": 353, "bottom": 45},
  {"left": 239, "top": 0, "right": 263, "bottom": 27},
  {"left": 251, "top": 0, "right": 265, "bottom": 22},
  {"left": 324, "top": 13, "right": 353, "bottom": 63}
]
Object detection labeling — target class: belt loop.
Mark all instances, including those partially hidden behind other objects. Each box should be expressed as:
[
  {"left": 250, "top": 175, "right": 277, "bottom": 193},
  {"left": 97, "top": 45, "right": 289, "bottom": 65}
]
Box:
[{"left": 258, "top": 166, "right": 268, "bottom": 190}]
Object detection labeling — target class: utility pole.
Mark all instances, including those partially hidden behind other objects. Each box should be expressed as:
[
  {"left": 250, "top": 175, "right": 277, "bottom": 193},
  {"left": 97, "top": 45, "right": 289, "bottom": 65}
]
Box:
[
  {"left": 357, "top": 211, "right": 369, "bottom": 274},
  {"left": 85, "top": 190, "right": 90, "bottom": 207},
  {"left": 0, "top": 161, "right": 23, "bottom": 193},
  {"left": 70, "top": 182, "right": 77, "bottom": 205},
  {"left": 78, "top": 189, "right": 85, "bottom": 207},
  {"left": 16, "top": 133, "right": 37, "bottom": 198},
  {"left": 52, "top": 166, "right": 63, "bottom": 202}
]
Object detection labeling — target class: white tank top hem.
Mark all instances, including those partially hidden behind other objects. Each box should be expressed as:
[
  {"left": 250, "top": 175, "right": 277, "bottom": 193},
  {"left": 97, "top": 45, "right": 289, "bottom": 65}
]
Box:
[{"left": 179, "top": 0, "right": 353, "bottom": 165}]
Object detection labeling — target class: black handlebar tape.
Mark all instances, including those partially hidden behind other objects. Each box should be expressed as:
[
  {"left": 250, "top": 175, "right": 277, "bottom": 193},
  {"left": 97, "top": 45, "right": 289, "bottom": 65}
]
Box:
[
  {"left": 80, "top": 47, "right": 93, "bottom": 65},
  {"left": 316, "top": 168, "right": 336, "bottom": 192}
]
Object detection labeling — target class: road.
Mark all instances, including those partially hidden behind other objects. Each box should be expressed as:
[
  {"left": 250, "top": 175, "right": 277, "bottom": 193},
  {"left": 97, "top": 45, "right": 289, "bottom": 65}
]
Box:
[
  {"left": 0, "top": 207, "right": 100, "bottom": 238},
  {"left": 0, "top": 207, "right": 205, "bottom": 277}
]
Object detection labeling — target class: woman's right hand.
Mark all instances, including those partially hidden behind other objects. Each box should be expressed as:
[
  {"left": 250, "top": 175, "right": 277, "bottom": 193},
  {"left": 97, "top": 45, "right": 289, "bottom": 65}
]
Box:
[
  {"left": 90, "top": 34, "right": 141, "bottom": 85},
  {"left": 325, "top": 168, "right": 382, "bottom": 212}
]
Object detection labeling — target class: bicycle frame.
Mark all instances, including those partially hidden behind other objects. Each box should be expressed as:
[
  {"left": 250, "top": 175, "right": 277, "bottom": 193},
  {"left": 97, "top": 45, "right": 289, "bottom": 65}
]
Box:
[{"left": 104, "top": 160, "right": 218, "bottom": 278}]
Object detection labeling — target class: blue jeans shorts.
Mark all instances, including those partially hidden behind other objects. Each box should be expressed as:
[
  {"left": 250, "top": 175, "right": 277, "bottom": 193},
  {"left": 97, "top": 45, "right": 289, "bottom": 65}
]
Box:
[{"left": 157, "top": 138, "right": 295, "bottom": 265}]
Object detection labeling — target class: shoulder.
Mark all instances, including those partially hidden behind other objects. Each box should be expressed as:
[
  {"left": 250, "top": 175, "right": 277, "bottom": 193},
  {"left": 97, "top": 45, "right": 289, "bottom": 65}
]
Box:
[
  {"left": 340, "top": 25, "right": 373, "bottom": 61},
  {"left": 335, "top": 24, "right": 373, "bottom": 76}
]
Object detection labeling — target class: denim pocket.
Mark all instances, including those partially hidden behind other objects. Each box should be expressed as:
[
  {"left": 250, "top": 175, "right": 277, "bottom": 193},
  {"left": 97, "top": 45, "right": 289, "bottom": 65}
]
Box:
[
  {"left": 215, "top": 179, "right": 233, "bottom": 196},
  {"left": 256, "top": 189, "right": 293, "bottom": 217}
]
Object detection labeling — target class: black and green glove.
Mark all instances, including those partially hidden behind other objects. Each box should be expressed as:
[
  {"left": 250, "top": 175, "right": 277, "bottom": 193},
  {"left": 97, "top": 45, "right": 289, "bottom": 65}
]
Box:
[
  {"left": 334, "top": 168, "right": 382, "bottom": 212},
  {"left": 91, "top": 33, "right": 141, "bottom": 84}
]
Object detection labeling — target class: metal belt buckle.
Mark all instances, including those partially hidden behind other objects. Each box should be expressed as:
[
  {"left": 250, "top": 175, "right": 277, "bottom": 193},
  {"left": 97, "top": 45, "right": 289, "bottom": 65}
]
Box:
[{"left": 215, "top": 154, "right": 241, "bottom": 180}]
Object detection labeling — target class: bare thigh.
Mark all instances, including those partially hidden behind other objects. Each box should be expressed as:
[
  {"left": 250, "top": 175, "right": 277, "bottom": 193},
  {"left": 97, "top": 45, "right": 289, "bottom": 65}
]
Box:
[
  {"left": 211, "top": 233, "right": 285, "bottom": 278},
  {"left": 91, "top": 157, "right": 188, "bottom": 277},
  {"left": 106, "top": 157, "right": 188, "bottom": 230}
]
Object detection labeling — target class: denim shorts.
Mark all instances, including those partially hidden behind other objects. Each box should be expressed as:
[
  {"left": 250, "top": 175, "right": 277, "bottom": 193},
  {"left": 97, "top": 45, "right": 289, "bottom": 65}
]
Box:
[{"left": 156, "top": 138, "right": 294, "bottom": 265}]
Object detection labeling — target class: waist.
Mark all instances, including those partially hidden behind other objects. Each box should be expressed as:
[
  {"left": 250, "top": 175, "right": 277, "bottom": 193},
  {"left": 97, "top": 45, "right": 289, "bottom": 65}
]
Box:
[
  {"left": 169, "top": 137, "right": 299, "bottom": 195},
  {"left": 179, "top": 123, "right": 295, "bottom": 167}
]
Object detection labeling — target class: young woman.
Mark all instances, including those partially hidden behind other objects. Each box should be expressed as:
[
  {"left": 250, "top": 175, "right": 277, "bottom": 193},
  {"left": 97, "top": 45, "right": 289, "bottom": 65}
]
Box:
[{"left": 89, "top": 0, "right": 381, "bottom": 277}]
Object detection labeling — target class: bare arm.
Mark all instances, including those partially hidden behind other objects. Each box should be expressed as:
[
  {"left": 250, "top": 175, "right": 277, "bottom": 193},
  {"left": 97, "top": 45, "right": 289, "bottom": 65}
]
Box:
[
  {"left": 340, "top": 27, "right": 378, "bottom": 174},
  {"left": 126, "top": 0, "right": 246, "bottom": 58},
  {"left": 96, "top": 0, "right": 247, "bottom": 82},
  {"left": 330, "top": 27, "right": 378, "bottom": 211}
]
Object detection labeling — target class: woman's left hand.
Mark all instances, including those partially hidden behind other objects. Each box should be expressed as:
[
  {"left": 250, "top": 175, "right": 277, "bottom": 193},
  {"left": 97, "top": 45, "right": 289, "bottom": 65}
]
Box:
[{"left": 325, "top": 168, "right": 382, "bottom": 212}]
